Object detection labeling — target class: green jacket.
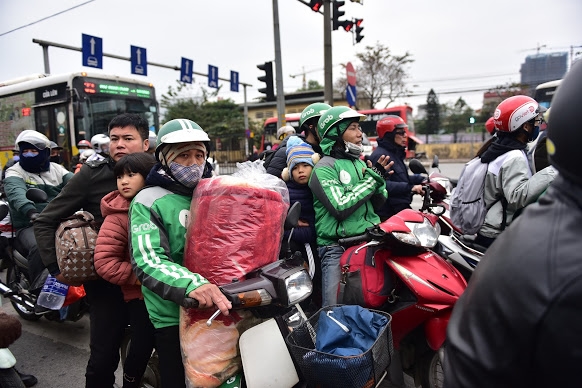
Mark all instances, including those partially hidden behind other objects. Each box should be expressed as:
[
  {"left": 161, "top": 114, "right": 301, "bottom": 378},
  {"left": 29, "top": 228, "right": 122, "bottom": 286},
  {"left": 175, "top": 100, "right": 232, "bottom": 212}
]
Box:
[
  {"left": 309, "top": 155, "right": 387, "bottom": 246},
  {"left": 129, "top": 185, "right": 209, "bottom": 329},
  {"left": 4, "top": 162, "right": 73, "bottom": 229}
]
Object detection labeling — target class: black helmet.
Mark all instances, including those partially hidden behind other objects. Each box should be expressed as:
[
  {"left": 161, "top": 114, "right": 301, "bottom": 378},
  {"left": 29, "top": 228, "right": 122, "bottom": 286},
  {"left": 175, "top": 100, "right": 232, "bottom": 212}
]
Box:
[{"left": 547, "top": 61, "right": 582, "bottom": 187}]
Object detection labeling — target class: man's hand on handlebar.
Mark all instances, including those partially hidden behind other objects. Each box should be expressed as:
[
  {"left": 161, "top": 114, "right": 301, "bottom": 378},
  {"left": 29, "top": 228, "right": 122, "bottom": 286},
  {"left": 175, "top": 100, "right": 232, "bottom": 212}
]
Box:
[
  {"left": 188, "top": 284, "right": 232, "bottom": 315},
  {"left": 411, "top": 184, "right": 425, "bottom": 195}
]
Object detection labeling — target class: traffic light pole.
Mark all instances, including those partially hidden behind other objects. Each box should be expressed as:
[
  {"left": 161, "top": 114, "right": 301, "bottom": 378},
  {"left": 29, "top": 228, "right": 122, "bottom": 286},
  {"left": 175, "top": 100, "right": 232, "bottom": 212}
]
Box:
[
  {"left": 324, "top": 0, "right": 333, "bottom": 105},
  {"left": 272, "top": 0, "right": 286, "bottom": 129}
]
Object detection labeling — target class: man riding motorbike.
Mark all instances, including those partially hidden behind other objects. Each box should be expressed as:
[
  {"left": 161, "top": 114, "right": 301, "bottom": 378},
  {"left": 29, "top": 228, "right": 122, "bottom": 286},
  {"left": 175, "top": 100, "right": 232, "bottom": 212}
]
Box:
[{"left": 3, "top": 130, "right": 73, "bottom": 290}]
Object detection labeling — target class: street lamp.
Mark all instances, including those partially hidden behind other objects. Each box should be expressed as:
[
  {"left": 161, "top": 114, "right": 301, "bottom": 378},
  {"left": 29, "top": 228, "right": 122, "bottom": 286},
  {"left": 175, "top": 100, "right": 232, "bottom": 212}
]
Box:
[{"left": 469, "top": 116, "right": 475, "bottom": 156}]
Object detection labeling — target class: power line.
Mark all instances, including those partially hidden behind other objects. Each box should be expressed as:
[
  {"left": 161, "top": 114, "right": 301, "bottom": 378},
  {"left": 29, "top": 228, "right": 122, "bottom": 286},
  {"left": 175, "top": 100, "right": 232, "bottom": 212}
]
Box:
[{"left": 0, "top": 0, "right": 95, "bottom": 37}]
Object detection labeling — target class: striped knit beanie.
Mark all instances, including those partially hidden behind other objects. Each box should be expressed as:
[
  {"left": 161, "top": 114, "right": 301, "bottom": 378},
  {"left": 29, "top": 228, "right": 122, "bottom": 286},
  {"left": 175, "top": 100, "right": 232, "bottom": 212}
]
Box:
[
  {"left": 286, "top": 136, "right": 315, "bottom": 171},
  {"left": 160, "top": 141, "right": 206, "bottom": 166}
]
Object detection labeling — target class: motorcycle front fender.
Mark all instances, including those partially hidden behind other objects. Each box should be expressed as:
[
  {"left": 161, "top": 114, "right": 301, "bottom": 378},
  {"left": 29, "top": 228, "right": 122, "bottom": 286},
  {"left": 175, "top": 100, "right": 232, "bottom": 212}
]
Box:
[
  {"left": 0, "top": 348, "right": 17, "bottom": 368},
  {"left": 424, "top": 310, "right": 451, "bottom": 351},
  {"left": 239, "top": 318, "right": 299, "bottom": 388}
]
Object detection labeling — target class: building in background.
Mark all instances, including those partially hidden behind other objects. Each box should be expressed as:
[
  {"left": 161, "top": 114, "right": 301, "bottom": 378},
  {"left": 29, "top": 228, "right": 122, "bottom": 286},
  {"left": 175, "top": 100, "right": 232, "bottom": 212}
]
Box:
[{"left": 520, "top": 52, "right": 568, "bottom": 93}]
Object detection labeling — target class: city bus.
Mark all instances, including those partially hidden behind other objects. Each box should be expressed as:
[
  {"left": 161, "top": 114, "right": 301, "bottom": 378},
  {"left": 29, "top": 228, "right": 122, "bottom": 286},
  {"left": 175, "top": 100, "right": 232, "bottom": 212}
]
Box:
[
  {"left": 533, "top": 79, "right": 562, "bottom": 109},
  {"left": 262, "top": 105, "right": 422, "bottom": 158},
  {"left": 0, "top": 71, "right": 159, "bottom": 168}
]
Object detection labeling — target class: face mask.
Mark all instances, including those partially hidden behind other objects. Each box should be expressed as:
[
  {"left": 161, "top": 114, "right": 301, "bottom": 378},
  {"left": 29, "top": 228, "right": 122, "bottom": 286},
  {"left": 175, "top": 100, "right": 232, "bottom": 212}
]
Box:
[
  {"left": 50, "top": 155, "right": 62, "bottom": 164},
  {"left": 344, "top": 141, "right": 363, "bottom": 158},
  {"left": 22, "top": 151, "right": 38, "bottom": 158},
  {"left": 529, "top": 125, "right": 540, "bottom": 142},
  {"left": 12, "top": 155, "right": 19, "bottom": 162},
  {"left": 169, "top": 162, "right": 204, "bottom": 188}
]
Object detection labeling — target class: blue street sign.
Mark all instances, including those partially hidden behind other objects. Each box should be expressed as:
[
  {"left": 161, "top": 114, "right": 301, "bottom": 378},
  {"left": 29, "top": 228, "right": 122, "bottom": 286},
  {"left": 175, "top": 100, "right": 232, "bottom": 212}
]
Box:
[
  {"left": 180, "top": 57, "right": 193, "bottom": 84},
  {"left": 82, "top": 34, "right": 103, "bottom": 69},
  {"left": 230, "top": 71, "right": 239, "bottom": 92},
  {"left": 208, "top": 65, "right": 218, "bottom": 89},
  {"left": 346, "top": 84, "right": 357, "bottom": 107},
  {"left": 130, "top": 45, "right": 147, "bottom": 76}
]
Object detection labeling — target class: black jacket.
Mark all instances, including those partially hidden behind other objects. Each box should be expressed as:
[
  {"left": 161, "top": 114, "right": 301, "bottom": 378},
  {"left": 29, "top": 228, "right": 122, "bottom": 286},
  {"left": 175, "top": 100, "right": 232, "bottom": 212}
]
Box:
[
  {"left": 444, "top": 175, "right": 582, "bottom": 388},
  {"left": 369, "top": 138, "right": 423, "bottom": 219},
  {"left": 34, "top": 158, "right": 117, "bottom": 275}
]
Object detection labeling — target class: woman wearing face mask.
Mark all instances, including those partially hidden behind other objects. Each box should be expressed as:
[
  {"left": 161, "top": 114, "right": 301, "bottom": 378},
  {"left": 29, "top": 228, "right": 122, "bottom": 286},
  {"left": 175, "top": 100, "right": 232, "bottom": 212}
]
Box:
[
  {"left": 308, "top": 106, "right": 393, "bottom": 307},
  {"left": 128, "top": 119, "right": 231, "bottom": 388},
  {"left": 471, "top": 95, "right": 556, "bottom": 247}
]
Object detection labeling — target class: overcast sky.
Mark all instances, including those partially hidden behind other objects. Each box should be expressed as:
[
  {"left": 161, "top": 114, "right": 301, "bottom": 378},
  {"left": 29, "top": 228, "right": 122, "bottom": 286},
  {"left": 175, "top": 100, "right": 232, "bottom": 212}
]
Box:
[{"left": 1, "top": 0, "right": 580, "bottom": 117}]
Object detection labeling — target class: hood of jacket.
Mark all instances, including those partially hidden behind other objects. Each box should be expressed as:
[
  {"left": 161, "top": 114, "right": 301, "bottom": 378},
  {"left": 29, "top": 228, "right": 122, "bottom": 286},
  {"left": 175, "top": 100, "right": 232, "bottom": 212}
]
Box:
[{"left": 100, "top": 190, "right": 131, "bottom": 218}]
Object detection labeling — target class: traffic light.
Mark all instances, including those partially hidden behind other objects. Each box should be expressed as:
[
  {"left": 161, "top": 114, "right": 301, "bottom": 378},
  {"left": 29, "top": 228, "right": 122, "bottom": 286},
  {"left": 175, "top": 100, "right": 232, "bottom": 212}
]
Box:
[
  {"left": 309, "top": 0, "right": 323, "bottom": 12},
  {"left": 257, "top": 61, "right": 275, "bottom": 102},
  {"left": 332, "top": 0, "right": 346, "bottom": 31},
  {"left": 355, "top": 18, "right": 364, "bottom": 43}
]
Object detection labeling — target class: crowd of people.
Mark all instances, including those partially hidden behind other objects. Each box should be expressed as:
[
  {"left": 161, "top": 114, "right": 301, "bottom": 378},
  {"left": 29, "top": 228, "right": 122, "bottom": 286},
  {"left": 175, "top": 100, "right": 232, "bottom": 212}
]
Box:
[{"left": 1, "top": 60, "right": 580, "bottom": 387}]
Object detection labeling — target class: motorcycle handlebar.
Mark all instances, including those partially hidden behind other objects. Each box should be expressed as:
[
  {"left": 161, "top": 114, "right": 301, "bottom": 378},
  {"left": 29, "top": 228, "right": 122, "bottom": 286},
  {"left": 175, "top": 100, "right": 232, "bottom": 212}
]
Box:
[
  {"left": 338, "top": 234, "right": 371, "bottom": 247},
  {"left": 182, "top": 297, "right": 200, "bottom": 309}
]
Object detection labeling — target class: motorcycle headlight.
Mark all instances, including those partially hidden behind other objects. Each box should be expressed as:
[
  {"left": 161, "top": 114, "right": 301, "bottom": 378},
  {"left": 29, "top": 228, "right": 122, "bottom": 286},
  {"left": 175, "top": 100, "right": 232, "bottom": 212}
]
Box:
[
  {"left": 285, "top": 269, "right": 313, "bottom": 305},
  {"left": 392, "top": 218, "right": 439, "bottom": 248}
]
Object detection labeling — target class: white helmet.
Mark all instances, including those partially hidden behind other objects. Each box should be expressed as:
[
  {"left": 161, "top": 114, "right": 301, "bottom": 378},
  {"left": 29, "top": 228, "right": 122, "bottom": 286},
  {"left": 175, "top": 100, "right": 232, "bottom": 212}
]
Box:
[
  {"left": 277, "top": 125, "right": 296, "bottom": 140},
  {"left": 15, "top": 130, "right": 50, "bottom": 150},
  {"left": 148, "top": 131, "right": 157, "bottom": 150},
  {"left": 79, "top": 149, "right": 96, "bottom": 163},
  {"left": 91, "top": 134, "right": 110, "bottom": 153}
]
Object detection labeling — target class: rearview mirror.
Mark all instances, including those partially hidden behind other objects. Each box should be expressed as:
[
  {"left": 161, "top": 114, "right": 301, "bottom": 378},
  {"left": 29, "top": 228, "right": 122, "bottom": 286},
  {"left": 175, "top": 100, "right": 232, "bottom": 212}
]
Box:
[
  {"left": 409, "top": 159, "right": 427, "bottom": 175},
  {"left": 26, "top": 188, "right": 48, "bottom": 203},
  {"left": 284, "top": 202, "right": 301, "bottom": 230},
  {"left": 431, "top": 155, "right": 439, "bottom": 168}
]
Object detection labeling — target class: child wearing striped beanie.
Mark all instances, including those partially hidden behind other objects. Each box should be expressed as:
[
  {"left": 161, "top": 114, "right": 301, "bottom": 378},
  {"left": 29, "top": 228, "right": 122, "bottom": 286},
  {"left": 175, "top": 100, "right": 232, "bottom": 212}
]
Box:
[{"left": 281, "top": 136, "right": 320, "bottom": 182}]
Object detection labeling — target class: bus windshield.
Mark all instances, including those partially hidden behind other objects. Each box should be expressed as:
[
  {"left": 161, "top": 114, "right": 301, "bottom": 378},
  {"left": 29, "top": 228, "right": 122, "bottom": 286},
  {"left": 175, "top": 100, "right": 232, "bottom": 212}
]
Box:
[{"left": 534, "top": 79, "right": 561, "bottom": 109}]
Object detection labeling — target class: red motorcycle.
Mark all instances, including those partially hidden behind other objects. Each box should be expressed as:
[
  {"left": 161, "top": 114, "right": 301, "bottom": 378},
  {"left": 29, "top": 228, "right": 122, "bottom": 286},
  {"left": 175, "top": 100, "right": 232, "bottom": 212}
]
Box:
[{"left": 338, "top": 207, "right": 467, "bottom": 388}]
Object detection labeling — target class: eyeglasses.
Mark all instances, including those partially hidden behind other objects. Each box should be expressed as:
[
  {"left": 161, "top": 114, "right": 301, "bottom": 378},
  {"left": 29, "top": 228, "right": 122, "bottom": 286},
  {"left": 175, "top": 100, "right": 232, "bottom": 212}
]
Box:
[{"left": 394, "top": 130, "right": 407, "bottom": 136}]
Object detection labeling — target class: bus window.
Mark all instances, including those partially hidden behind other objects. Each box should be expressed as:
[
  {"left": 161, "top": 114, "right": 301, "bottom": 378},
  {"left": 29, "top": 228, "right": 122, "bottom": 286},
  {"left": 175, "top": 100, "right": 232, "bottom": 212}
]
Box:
[{"left": 534, "top": 79, "right": 561, "bottom": 109}]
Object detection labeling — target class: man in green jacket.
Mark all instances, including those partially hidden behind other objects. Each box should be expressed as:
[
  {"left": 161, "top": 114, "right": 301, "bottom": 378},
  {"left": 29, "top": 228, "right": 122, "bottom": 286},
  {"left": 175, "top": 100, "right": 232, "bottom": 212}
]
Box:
[
  {"left": 129, "top": 118, "right": 231, "bottom": 388},
  {"left": 309, "top": 106, "right": 392, "bottom": 307}
]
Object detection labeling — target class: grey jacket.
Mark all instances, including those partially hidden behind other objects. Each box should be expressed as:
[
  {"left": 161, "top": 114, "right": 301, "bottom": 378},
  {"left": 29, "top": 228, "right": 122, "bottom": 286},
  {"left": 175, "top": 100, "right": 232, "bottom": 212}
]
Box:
[{"left": 480, "top": 149, "right": 556, "bottom": 238}]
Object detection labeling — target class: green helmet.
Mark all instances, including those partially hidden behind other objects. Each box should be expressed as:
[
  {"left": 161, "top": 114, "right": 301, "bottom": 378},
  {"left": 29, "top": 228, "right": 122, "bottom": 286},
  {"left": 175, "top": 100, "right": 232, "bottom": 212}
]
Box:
[
  {"left": 299, "top": 102, "right": 332, "bottom": 128},
  {"left": 155, "top": 119, "right": 210, "bottom": 161},
  {"left": 317, "top": 106, "right": 365, "bottom": 140}
]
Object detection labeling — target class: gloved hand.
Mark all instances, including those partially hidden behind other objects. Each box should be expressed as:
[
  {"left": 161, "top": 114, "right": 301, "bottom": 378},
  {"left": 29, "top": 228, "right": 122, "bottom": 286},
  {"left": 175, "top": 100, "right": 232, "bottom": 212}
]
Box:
[
  {"left": 27, "top": 209, "right": 40, "bottom": 223},
  {"left": 0, "top": 312, "right": 22, "bottom": 348},
  {"left": 365, "top": 155, "right": 394, "bottom": 179}
]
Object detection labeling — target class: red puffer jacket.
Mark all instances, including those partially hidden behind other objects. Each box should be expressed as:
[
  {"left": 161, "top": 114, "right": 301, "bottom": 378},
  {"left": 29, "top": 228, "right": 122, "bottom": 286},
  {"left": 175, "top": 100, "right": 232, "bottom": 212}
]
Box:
[{"left": 94, "top": 190, "right": 141, "bottom": 301}]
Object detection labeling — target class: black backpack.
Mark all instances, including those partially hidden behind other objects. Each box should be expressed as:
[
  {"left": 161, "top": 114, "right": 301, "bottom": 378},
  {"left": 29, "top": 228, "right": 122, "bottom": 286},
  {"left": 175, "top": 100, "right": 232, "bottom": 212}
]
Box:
[{"left": 258, "top": 149, "right": 276, "bottom": 169}]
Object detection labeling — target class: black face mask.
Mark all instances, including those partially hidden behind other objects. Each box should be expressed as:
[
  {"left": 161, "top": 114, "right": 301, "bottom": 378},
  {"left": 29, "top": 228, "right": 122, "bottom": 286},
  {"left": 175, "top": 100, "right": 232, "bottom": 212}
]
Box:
[{"left": 50, "top": 155, "right": 62, "bottom": 164}]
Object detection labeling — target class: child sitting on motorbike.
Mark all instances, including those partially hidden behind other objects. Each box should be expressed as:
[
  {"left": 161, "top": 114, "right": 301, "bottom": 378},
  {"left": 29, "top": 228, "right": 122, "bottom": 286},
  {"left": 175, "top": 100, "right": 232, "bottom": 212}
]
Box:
[
  {"left": 281, "top": 136, "right": 321, "bottom": 303},
  {"left": 94, "top": 152, "right": 156, "bottom": 388}
]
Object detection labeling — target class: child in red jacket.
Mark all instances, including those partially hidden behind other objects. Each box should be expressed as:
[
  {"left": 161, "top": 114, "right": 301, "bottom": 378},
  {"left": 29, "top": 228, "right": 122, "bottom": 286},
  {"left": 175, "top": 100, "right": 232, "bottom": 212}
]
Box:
[{"left": 94, "top": 152, "right": 156, "bottom": 388}]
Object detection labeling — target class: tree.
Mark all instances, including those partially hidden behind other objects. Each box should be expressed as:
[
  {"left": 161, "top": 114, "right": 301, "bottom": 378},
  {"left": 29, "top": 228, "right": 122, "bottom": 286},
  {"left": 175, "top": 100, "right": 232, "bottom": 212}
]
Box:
[
  {"left": 334, "top": 42, "right": 413, "bottom": 109},
  {"left": 161, "top": 81, "right": 259, "bottom": 152},
  {"left": 443, "top": 97, "right": 474, "bottom": 142},
  {"left": 425, "top": 89, "right": 440, "bottom": 143},
  {"left": 296, "top": 79, "right": 324, "bottom": 92}
]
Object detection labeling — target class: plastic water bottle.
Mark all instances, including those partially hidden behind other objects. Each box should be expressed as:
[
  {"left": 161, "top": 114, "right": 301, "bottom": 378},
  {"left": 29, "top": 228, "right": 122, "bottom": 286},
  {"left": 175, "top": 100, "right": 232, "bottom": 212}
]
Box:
[{"left": 37, "top": 275, "right": 69, "bottom": 310}]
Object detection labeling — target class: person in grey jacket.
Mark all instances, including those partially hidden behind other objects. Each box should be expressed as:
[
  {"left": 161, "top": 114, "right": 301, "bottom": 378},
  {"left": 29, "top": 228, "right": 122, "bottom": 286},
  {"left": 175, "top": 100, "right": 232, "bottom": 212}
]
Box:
[
  {"left": 473, "top": 95, "right": 556, "bottom": 247},
  {"left": 444, "top": 60, "right": 582, "bottom": 388}
]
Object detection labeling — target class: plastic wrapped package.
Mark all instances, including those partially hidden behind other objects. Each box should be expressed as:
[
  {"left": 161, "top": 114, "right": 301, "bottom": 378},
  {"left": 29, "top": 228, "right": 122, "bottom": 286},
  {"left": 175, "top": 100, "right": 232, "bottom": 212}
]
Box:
[
  {"left": 180, "top": 308, "right": 263, "bottom": 388},
  {"left": 180, "top": 161, "right": 288, "bottom": 387},
  {"left": 184, "top": 161, "right": 289, "bottom": 285}
]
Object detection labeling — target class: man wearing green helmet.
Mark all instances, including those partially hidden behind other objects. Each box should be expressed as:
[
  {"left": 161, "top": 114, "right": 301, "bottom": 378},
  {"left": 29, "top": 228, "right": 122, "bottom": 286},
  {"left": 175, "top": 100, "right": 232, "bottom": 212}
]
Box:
[
  {"left": 265, "top": 102, "right": 331, "bottom": 178},
  {"left": 309, "top": 106, "right": 393, "bottom": 307},
  {"left": 129, "top": 118, "right": 231, "bottom": 388}
]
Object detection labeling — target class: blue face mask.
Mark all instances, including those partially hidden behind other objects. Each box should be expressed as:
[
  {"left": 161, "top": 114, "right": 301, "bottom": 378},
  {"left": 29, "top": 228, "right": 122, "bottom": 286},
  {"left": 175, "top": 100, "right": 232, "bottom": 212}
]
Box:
[{"left": 529, "top": 125, "right": 540, "bottom": 142}]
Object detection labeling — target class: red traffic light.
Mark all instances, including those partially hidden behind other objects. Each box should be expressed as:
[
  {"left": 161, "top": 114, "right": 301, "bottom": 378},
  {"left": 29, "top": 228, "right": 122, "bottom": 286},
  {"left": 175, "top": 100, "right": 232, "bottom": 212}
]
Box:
[
  {"left": 342, "top": 21, "right": 354, "bottom": 32},
  {"left": 309, "top": 0, "right": 323, "bottom": 12}
]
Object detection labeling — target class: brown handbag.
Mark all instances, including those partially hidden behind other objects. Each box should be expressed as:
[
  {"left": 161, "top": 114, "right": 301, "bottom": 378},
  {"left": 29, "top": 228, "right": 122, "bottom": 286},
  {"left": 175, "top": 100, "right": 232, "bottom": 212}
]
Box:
[{"left": 55, "top": 211, "right": 100, "bottom": 283}]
